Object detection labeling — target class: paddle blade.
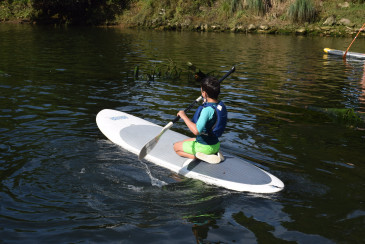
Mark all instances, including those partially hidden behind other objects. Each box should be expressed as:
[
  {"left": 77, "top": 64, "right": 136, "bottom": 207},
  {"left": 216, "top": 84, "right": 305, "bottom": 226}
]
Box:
[
  {"left": 138, "top": 122, "right": 173, "bottom": 160},
  {"left": 138, "top": 136, "right": 159, "bottom": 160}
]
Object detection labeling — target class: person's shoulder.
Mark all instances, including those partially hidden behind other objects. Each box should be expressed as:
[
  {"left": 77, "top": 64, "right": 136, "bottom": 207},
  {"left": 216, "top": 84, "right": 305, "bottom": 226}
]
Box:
[{"left": 202, "top": 105, "right": 215, "bottom": 115}]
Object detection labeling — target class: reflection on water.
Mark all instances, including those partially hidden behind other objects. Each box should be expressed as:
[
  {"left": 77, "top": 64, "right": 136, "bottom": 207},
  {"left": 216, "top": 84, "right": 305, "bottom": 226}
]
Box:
[
  {"left": 360, "top": 62, "right": 365, "bottom": 106},
  {"left": 1, "top": 24, "right": 365, "bottom": 243}
]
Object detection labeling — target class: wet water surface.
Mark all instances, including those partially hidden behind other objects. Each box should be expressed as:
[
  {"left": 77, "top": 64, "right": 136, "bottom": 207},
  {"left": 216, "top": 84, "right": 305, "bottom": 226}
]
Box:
[{"left": 1, "top": 24, "right": 364, "bottom": 243}]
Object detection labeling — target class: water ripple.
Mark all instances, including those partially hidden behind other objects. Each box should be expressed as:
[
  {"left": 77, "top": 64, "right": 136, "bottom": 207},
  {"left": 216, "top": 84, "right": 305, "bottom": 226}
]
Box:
[{"left": 1, "top": 25, "right": 364, "bottom": 243}]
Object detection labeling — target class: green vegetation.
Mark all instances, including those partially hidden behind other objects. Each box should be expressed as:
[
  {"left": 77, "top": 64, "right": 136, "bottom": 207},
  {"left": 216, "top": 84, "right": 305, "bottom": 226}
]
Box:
[
  {"left": 246, "top": 0, "right": 271, "bottom": 16},
  {"left": 31, "top": 0, "right": 128, "bottom": 25},
  {"left": 0, "top": 0, "right": 364, "bottom": 36},
  {"left": 326, "top": 108, "right": 363, "bottom": 126},
  {"left": 0, "top": 0, "right": 129, "bottom": 24},
  {"left": 120, "top": 0, "right": 364, "bottom": 36},
  {"left": 306, "top": 106, "right": 365, "bottom": 128},
  {"left": 132, "top": 61, "right": 210, "bottom": 82},
  {"left": 288, "top": 0, "right": 317, "bottom": 23},
  {"left": 0, "top": 0, "right": 33, "bottom": 20}
]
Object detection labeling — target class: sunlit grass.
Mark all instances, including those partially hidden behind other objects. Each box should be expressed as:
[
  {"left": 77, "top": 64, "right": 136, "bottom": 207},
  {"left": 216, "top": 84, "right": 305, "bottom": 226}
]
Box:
[{"left": 1, "top": 0, "right": 364, "bottom": 31}]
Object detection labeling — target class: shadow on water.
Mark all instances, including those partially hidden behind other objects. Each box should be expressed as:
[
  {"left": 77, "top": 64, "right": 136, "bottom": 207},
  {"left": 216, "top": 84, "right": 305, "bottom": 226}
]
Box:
[{"left": 1, "top": 24, "right": 365, "bottom": 243}]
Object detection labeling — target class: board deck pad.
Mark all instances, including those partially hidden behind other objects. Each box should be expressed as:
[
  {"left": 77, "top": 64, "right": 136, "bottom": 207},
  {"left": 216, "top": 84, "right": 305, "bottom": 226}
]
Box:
[
  {"left": 97, "top": 109, "right": 284, "bottom": 193},
  {"left": 120, "top": 124, "right": 188, "bottom": 168}
]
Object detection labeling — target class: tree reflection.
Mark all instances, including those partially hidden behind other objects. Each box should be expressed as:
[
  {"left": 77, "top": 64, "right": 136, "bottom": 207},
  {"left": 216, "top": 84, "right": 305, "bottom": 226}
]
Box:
[
  {"left": 360, "top": 62, "right": 365, "bottom": 109},
  {"left": 186, "top": 210, "right": 223, "bottom": 243}
]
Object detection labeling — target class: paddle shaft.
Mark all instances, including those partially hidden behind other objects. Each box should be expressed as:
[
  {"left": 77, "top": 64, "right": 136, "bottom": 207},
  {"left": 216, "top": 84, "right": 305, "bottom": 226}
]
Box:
[
  {"left": 343, "top": 23, "right": 365, "bottom": 60},
  {"left": 172, "top": 66, "right": 235, "bottom": 123}
]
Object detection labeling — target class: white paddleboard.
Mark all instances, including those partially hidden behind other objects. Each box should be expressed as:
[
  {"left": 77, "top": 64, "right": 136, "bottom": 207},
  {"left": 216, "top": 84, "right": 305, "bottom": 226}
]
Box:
[
  {"left": 96, "top": 109, "right": 284, "bottom": 193},
  {"left": 324, "top": 48, "right": 365, "bottom": 60}
]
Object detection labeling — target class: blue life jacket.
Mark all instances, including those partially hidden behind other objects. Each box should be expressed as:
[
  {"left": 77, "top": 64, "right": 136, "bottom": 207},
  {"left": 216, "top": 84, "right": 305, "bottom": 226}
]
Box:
[{"left": 192, "top": 101, "right": 227, "bottom": 138}]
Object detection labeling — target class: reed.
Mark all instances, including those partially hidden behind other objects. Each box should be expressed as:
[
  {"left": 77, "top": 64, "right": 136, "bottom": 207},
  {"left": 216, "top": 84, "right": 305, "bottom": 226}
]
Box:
[
  {"left": 288, "top": 0, "right": 317, "bottom": 23},
  {"left": 231, "top": 0, "right": 244, "bottom": 13},
  {"left": 246, "top": 0, "right": 271, "bottom": 15}
]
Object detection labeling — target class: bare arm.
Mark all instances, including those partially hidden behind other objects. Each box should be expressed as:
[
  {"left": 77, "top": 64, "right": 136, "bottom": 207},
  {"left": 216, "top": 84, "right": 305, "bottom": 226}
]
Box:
[{"left": 177, "top": 110, "right": 199, "bottom": 135}]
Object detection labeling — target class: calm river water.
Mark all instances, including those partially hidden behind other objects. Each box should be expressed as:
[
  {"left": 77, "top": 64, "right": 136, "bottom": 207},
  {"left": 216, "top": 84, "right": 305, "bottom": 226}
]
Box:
[{"left": 1, "top": 24, "right": 364, "bottom": 243}]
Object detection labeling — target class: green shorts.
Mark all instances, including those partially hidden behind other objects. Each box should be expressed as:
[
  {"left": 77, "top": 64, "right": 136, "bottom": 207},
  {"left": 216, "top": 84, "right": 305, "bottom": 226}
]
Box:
[{"left": 183, "top": 139, "right": 220, "bottom": 155}]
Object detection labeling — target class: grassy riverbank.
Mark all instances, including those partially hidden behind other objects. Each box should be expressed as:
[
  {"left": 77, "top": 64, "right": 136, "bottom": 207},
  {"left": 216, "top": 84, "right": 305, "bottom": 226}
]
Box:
[{"left": 1, "top": 0, "right": 364, "bottom": 36}]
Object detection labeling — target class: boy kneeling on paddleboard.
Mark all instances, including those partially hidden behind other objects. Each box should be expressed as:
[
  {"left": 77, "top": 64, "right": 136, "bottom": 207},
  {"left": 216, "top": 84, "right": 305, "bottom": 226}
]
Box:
[{"left": 173, "top": 76, "right": 227, "bottom": 164}]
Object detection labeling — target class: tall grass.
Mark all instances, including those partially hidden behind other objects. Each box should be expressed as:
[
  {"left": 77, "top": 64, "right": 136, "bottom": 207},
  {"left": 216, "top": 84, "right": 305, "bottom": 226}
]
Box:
[
  {"left": 219, "top": 0, "right": 246, "bottom": 19},
  {"left": 288, "top": 0, "right": 317, "bottom": 23},
  {"left": 246, "top": 0, "right": 272, "bottom": 15},
  {"left": 231, "top": 0, "right": 244, "bottom": 13}
]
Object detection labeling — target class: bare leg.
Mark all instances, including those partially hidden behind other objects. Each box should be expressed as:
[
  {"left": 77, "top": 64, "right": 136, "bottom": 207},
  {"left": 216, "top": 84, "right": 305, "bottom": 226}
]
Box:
[{"left": 173, "top": 138, "right": 196, "bottom": 159}]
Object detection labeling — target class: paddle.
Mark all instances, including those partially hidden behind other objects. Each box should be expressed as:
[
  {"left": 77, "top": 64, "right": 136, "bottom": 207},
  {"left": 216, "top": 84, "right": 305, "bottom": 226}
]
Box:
[
  {"left": 343, "top": 23, "right": 365, "bottom": 60},
  {"left": 138, "top": 66, "right": 236, "bottom": 160}
]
